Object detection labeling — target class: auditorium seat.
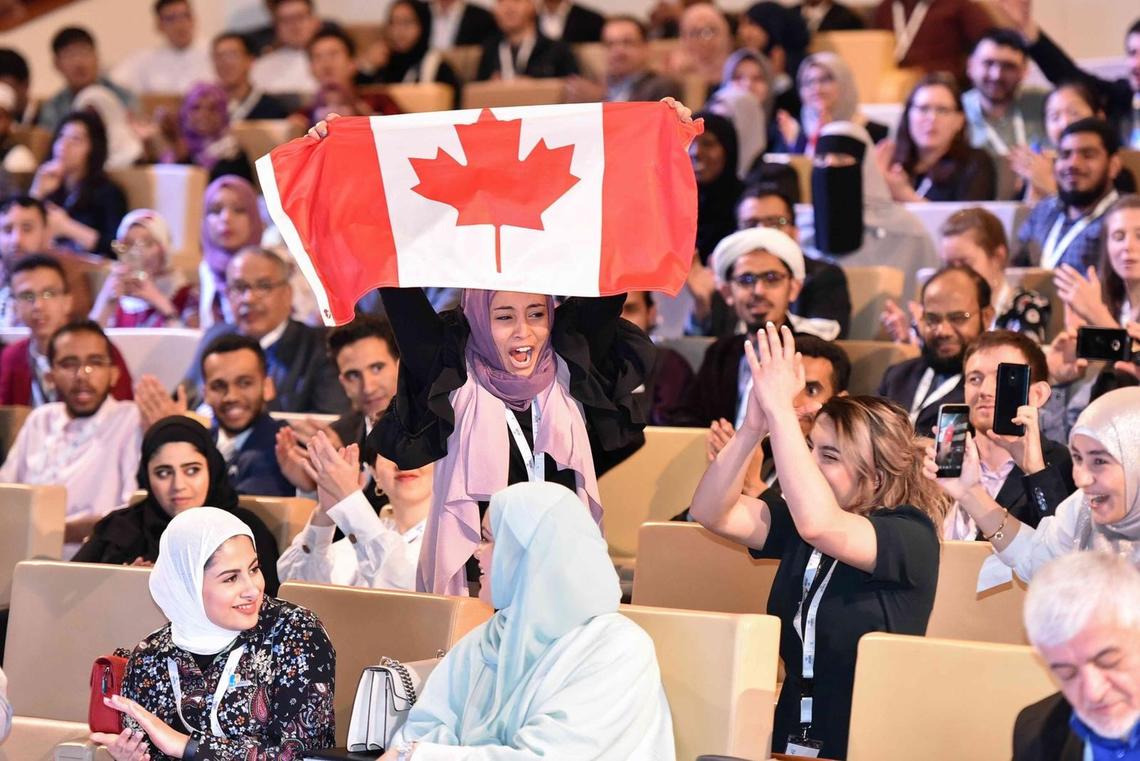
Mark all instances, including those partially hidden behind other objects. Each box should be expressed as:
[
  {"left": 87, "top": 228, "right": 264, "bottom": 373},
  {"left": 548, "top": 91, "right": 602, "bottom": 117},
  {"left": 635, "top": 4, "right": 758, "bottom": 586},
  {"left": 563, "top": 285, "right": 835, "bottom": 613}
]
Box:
[
  {"left": 230, "top": 119, "right": 306, "bottom": 164},
  {"left": 107, "top": 165, "right": 208, "bottom": 273},
  {"left": 383, "top": 82, "right": 455, "bottom": 113},
  {"left": 903, "top": 201, "right": 1029, "bottom": 253},
  {"left": 846, "top": 633, "right": 1055, "bottom": 761},
  {"left": 657, "top": 335, "right": 715, "bottom": 373},
  {"left": 0, "top": 404, "right": 30, "bottom": 453},
  {"left": 0, "top": 485, "right": 65, "bottom": 605},
  {"left": 8, "top": 124, "right": 52, "bottom": 162},
  {"left": 460, "top": 78, "right": 566, "bottom": 109},
  {"left": 835, "top": 340, "right": 920, "bottom": 396},
  {"left": 766, "top": 153, "right": 812, "bottom": 203},
  {"left": 238, "top": 494, "right": 316, "bottom": 550},
  {"left": 599, "top": 426, "right": 708, "bottom": 562},
  {"left": 277, "top": 581, "right": 492, "bottom": 745},
  {"left": 137, "top": 92, "right": 183, "bottom": 120},
  {"left": 843, "top": 265, "right": 905, "bottom": 341},
  {"left": 1119, "top": 149, "right": 1140, "bottom": 185},
  {"left": 106, "top": 327, "right": 202, "bottom": 392},
  {"left": 572, "top": 42, "right": 605, "bottom": 81},
  {"left": 927, "top": 541, "right": 1029, "bottom": 645},
  {"left": 631, "top": 522, "right": 778, "bottom": 614},
  {"left": 808, "top": 30, "right": 921, "bottom": 103},
  {"left": 623, "top": 605, "right": 781, "bottom": 760},
  {"left": 441, "top": 45, "right": 483, "bottom": 83}
]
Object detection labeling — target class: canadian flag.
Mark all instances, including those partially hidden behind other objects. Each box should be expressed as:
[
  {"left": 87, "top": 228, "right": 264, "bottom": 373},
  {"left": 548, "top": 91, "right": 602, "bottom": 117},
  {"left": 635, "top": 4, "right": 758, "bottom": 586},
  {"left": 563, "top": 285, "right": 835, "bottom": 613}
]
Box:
[{"left": 256, "top": 101, "right": 702, "bottom": 325}]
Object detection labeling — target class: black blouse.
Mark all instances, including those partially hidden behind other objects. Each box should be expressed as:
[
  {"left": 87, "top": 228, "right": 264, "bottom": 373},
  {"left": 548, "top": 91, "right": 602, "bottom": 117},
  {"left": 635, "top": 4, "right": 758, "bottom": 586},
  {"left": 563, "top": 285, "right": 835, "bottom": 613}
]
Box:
[
  {"left": 46, "top": 173, "right": 127, "bottom": 256},
  {"left": 750, "top": 490, "right": 940, "bottom": 759},
  {"left": 913, "top": 146, "right": 997, "bottom": 202}
]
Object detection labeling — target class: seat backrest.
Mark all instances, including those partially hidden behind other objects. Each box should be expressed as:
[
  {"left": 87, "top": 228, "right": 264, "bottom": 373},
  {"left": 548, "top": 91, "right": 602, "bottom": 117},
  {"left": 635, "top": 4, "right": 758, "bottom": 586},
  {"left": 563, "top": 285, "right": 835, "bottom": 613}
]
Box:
[
  {"left": 836, "top": 340, "right": 920, "bottom": 397},
  {"left": 460, "top": 79, "right": 565, "bottom": 109},
  {"left": 384, "top": 82, "right": 455, "bottom": 113},
  {"left": 441, "top": 45, "right": 482, "bottom": 83},
  {"left": 0, "top": 485, "right": 65, "bottom": 605},
  {"left": 9, "top": 125, "right": 52, "bottom": 162},
  {"left": 847, "top": 633, "right": 1056, "bottom": 761},
  {"left": 1118, "top": 149, "right": 1140, "bottom": 189},
  {"left": 843, "top": 265, "right": 905, "bottom": 341},
  {"left": 0, "top": 404, "right": 31, "bottom": 453},
  {"left": 230, "top": 119, "right": 305, "bottom": 164},
  {"left": 277, "top": 581, "right": 492, "bottom": 744},
  {"left": 808, "top": 31, "right": 898, "bottom": 103},
  {"left": 903, "top": 201, "right": 1028, "bottom": 254},
  {"left": 632, "top": 522, "right": 777, "bottom": 614},
  {"left": 572, "top": 42, "right": 606, "bottom": 80},
  {"left": 657, "top": 335, "right": 715, "bottom": 374},
  {"left": 623, "top": 605, "right": 780, "bottom": 761},
  {"left": 137, "top": 93, "right": 184, "bottom": 119},
  {"left": 238, "top": 495, "right": 316, "bottom": 552},
  {"left": 105, "top": 328, "right": 202, "bottom": 392},
  {"left": 927, "top": 541, "right": 1028, "bottom": 644},
  {"left": 598, "top": 426, "right": 708, "bottom": 560},
  {"left": 107, "top": 165, "right": 208, "bottom": 273},
  {"left": 765, "top": 153, "right": 812, "bottom": 203},
  {"left": 5, "top": 560, "right": 166, "bottom": 722}
]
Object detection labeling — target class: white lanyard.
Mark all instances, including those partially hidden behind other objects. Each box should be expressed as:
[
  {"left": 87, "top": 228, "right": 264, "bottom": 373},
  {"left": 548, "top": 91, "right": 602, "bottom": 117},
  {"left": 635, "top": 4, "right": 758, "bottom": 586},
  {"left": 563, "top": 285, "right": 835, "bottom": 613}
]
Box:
[
  {"left": 891, "top": 0, "right": 930, "bottom": 63},
  {"left": 915, "top": 176, "right": 934, "bottom": 199},
  {"left": 908, "top": 366, "right": 961, "bottom": 425},
  {"left": 167, "top": 645, "right": 245, "bottom": 739},
  {"left": 504, "top": 400, "right": 544, "bottom": 483},
  {"left": 792, "top": 549, "right": 838, "bottom": 727},
  {"left": 497, "top": 37, "right": 535, "bottom": 81},
  {"left": 1040, "top": 191, "right": 1119, "bottom": 270},
  {"left": 982, "top": 111, "right": 1027, "bottom": 156}
]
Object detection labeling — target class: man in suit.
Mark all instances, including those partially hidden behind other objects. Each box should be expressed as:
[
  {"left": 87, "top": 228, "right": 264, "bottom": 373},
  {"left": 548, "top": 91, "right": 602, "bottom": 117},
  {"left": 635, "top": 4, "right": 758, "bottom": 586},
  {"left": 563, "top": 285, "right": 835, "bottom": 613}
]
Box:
[
  {"left": 476, "top": 0, "right": 578, "bottom": 80},
  {"left": 942, "top": 329, "right": 1074, "bottom": 539},
  {"left": 877, "top": 265, "right": 993, "bottom": 435},
  {"left": 1013, "top": 552, "right": 1140, "bottom": 761},
  {"left": 427, "top": 0, "right": 498, "bottom": 49},
  {"left": 538, "top": 0, "right": 604, "bottom": 43},
  {"left": 187, "top": 247, "right": 350, "bottom": 415},
  {"left": 674, "top": 227, "right": 842, "bottom": 429},
  {"left": 200, "top": 333, "right": 294, "bottom": 497},
  {"left": 563, "top": 15, "right": 681, "bottom": 103}
]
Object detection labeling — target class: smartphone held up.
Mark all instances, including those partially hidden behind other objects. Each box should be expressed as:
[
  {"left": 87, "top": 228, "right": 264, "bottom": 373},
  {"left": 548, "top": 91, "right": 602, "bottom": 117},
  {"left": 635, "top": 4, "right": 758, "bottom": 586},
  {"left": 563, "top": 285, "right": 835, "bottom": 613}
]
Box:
[{"left": 935, "top": 404, "right": 970, "bottom": 478}]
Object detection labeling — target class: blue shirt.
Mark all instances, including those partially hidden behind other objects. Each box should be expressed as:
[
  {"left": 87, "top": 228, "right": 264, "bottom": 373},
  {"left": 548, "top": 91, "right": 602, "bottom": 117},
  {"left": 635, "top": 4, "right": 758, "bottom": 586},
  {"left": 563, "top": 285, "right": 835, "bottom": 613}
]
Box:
[{"left": 1070, "top": 713, "right": 1140, "bottom": 761}]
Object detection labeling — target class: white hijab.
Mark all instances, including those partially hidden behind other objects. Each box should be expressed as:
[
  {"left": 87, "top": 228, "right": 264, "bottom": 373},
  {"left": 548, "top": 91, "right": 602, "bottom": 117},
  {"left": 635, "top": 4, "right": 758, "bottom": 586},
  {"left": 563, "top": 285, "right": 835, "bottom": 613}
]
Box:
[
  {"left": 73, "top": 84, "right": 143, "bottom": 169},
  {"left": 149, "top": 507, "right": 255, "bottom": 655}
]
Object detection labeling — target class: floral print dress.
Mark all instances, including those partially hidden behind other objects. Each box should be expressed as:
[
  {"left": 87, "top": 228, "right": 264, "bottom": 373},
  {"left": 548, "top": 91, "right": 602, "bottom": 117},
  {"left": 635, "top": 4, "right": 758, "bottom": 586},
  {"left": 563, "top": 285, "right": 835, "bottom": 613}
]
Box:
[{"left": 120, "top": 597, "right": 336, "bottom": 760}]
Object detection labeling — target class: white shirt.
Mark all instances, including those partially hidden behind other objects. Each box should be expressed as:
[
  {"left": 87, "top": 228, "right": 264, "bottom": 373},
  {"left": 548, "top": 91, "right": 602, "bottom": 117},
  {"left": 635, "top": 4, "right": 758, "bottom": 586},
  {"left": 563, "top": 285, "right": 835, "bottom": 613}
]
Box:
[
  {"left": 0, "top": 398, "right": 142, "bottom": 556},
  {"left": 277, "top": 490, "right": 425, "bottom": 590},
  {"left": 259, "top": 319, "right": 289, "bottom": 350},
  {"left": 214, "top": 426, "right": 254, "bottom": 464},
  {"left": 430, "top": 1, "right": 466, "bottom": 50},
  {"left": 251, "top": 47, "right": 319, "bottom": 97},
  {"left": 944, "top": 456, "right": 1016, "bottom": 540},
  {"left": 539, "top": 1, "right": 572, "bottom": 41},
  {"left": 110, "top": 43, "right": 213, "bottom": 95}
]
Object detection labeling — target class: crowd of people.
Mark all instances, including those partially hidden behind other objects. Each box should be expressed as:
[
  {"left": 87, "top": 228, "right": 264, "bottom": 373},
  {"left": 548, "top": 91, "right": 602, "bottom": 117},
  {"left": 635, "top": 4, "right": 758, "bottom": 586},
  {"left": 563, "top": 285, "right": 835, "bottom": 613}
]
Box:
[{"left": 0, "top": 0, "right": 1137, "bottom": 758}]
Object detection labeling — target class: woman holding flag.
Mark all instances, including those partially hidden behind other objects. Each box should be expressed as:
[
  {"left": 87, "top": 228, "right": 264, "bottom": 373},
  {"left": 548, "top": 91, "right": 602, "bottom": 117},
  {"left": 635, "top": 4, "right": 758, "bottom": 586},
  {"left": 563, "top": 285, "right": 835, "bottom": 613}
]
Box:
[{"left": 298, "top": 98, "right": 699, "bottom": 596}]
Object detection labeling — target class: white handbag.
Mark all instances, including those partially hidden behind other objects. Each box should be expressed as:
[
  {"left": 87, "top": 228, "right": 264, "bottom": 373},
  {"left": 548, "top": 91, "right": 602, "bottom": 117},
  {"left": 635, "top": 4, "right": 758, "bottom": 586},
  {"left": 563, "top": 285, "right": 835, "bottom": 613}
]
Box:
[{"left": 345, "top": 657, "right": 440, "bottom": 752}]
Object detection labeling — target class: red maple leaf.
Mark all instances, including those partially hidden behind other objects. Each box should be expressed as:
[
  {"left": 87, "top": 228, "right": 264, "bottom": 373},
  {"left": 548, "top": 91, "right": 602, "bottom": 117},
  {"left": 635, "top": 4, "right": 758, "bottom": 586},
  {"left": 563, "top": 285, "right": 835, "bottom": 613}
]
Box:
[{"left": 409, "top": 108, "right": 580, "bottom": 273}]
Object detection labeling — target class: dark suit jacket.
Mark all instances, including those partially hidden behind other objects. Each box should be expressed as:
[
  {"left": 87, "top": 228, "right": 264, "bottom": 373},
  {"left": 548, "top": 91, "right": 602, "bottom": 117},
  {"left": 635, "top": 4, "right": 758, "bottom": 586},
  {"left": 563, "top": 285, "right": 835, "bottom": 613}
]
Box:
[
  {"left": 797, "top": 2, "right": 866, "bottom": 31},
  {"left": 674, "top": 334, "right": 747, "bottom": 428},
  {"left": 218, "top": 413, "right": 295, "bottom": 498},
  {"left": 451, "top": 2, "right": 498, "bottom": 46},
  {"left": 476, "top": 32, "right": 579, "bottom": 80},
  {"left": 0, "top": 338, "right": 134, "bottom": 405},
  {"left": 627, "top": 70, "right": 683, "bottom": 102},
  {"left": 559, "top": 3, "right": 605, "bottom": 43},
  {"left": 876, "top": 356, "right": 966, "bottom": 435},
  {"left": 993, "top": 437, "right": 1074, "bottom": 530},
  {"left": 190, "top": 321, "right": 350, "bottom": 415},
  {"left": 1013, "top": 693, "right": 1083, "bottom": 761}
]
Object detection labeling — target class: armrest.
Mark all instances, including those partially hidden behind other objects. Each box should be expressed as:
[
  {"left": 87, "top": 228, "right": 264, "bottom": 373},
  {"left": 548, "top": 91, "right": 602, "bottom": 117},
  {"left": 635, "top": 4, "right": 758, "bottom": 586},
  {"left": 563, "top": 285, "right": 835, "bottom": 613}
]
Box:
[{"left": 54, "top": 739, "right": 113, "bottom": 761}]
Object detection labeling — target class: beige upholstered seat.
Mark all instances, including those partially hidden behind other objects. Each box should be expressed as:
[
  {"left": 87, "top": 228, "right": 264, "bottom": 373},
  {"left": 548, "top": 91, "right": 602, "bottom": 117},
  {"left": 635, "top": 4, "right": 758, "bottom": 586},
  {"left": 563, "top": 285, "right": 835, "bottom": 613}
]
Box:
[
  {"left": 927, "top": 541, "right": 1029, "bottom": 644},
  {"left": 0, "top": 485, "right": 65, "bottom": 605},
  {"left": 632, "top": 522, "right": 777, "bottom": 614},
  {"left": 441, "top": 45, "right": 482, "bottom": 83},
  {"left": 384, "top": 82, "right": 455, "bottom": 113},
  {"left": 230, "top": 119, "right": 306, "bottom": 164},
  {"left": 598, "top": 426, "right": 708, "bottom": 561},
  {"left": 107, "top": 165, "right": 208, "bottom": 273},
  {"left": 624, "top": 606, "right": 781, "bottom": 760},
  {"left": 0, "top": 404, "right": 30, "bottom": 454},
  {"left": 843, "top": 265, "right": 905, "bottom": 341},
  {"left": 460, "top": 79, "right": 566, "bottom": 109},
  {"left": 238, "top": 494, "right": 316, "bottom": 552},
  {"left": 1, "top": 717, "right": 97, "bottom": 760},
  {"left": 277, "top": 581, "right": 492, "bottom": 744},
  {"left": 5, "top": 561, "right": 165, "bottom": 725},
  {"left": 808, "top": 31, "right": 921, "bottom": 102},
  {"left": 835, "top": 340, "right": 920, "bottom": 397},
  {"left": 846, "top": 633, "right": 1055, "bottom": 761}
]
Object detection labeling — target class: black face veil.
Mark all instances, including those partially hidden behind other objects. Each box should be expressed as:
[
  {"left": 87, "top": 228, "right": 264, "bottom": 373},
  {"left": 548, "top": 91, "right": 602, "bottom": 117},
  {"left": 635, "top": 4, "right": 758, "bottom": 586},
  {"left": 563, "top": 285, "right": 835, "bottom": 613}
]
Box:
[{"left": 811, "top": 133, "right": 866, "bottom": 255}]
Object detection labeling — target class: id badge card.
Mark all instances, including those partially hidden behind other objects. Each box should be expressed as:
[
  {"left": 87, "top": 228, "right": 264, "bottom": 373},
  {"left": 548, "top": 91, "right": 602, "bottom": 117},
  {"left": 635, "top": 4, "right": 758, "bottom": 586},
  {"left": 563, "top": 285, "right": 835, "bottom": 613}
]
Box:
[{"left": 785, "top": 737, "right": 824, "bottom": 758}]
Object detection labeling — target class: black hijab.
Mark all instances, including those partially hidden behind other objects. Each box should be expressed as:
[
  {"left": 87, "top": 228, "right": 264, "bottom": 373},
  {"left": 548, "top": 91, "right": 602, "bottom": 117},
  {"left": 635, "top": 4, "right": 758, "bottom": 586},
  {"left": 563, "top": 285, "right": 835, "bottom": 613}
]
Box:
[
  {"left": 745, "top": 2, "right": 810, "bottom": 83},
  {"left": 378, "top": 0, "right": 433, "bottom": 84},
  {"left": 695, "top": 112, "right": 743, "bottom": 263},
  {"left": 811, "top": 131, "right": 866, "bottom": 255}
]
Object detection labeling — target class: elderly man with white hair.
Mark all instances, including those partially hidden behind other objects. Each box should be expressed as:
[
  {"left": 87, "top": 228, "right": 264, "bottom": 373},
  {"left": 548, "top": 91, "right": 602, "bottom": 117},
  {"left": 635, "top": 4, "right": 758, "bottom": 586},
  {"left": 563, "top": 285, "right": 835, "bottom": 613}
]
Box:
[{"left": 1013, "top": 551, "right": 1140, "bottom": 761}]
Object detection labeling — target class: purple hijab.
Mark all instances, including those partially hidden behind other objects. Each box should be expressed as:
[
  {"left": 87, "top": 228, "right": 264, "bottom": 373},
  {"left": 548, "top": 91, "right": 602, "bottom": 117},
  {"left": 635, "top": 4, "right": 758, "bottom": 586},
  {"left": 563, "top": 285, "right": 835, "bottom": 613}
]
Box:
[
  {"left": 461, "top": 289, "right": 557, "bottom": 411},
  {"left": 179, "top": 82, "right": 231, "bottom": 171},
  {"left": 201, "top": 174, "right": 264, "bottom": 283}
]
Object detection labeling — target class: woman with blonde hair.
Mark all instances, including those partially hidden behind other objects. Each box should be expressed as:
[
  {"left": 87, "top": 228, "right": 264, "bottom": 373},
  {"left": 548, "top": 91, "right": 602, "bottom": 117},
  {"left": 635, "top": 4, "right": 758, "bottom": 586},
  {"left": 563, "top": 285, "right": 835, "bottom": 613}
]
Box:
[{"left": 691, "top": 323, "right": 948, "bottom": 759}]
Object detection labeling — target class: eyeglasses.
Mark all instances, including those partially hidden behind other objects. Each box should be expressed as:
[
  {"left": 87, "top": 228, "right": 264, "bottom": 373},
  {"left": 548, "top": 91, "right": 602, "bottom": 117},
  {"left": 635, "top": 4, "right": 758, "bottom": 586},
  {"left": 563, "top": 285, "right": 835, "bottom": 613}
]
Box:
[
  {"left": 225, "top": 279, "right": 288, "bottom": 298},
  {"left": 740, "top": 215, "right": 792, "bottom": 231},
  {"left": 802, "top": 74, "right": 836, "bottom": 89},
  {"left": 733, "top": 271, "right": 791, "bottom": 289},
  {"left": 912, "top": 104, "right": 959, "bottom": 118},
  {"left": 54, "top": 356, "right": 113, "bottom": 375},
  {"left": 921, "top": 311, "right": 974, "bottom": 328},
  {"left": 14, "top": 289, "right": 63, "bottom": 305}
]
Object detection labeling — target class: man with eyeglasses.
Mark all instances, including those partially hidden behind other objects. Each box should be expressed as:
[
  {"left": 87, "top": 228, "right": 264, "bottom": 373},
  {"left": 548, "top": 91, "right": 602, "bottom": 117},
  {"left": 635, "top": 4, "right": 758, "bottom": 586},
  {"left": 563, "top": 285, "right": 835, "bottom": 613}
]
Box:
[
  {"left": 185, "top": 247, "right": 349, "bottom": 416},
  {"left": 563, "top": 16, "right": 681, "bottom": 104},
  {"left": 877, "top": 265, "right": 995, "bottom": 434},
  {"left": 0, "top": 319, "right": 142, "bottom": 556},
  {"left": 0, "top": 254, "right": 132, "bottom": 406},
  {"left": 675, "top": 227, "right": 841, "bottom": 428},
  {"left": 0, "top": 195, "right": 53, "bottom": 327}
]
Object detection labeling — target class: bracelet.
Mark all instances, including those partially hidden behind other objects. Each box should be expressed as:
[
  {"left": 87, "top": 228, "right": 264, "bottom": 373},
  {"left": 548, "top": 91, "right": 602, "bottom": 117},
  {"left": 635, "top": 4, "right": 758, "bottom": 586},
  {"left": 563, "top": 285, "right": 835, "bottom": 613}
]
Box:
[{"left": 981, "top": 509, "right": 1010, "bottom": 543}]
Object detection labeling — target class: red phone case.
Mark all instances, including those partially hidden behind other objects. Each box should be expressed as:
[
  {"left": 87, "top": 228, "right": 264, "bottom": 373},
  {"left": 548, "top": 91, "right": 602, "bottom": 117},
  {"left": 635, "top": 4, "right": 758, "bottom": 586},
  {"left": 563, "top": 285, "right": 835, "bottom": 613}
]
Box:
[{"left": 88, "top": 655, "right": 128, "bottom": 734}]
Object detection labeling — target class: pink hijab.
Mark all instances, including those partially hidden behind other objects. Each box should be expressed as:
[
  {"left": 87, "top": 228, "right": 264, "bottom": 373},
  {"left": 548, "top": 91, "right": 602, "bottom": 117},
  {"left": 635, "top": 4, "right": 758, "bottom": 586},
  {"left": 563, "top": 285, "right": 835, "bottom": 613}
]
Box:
[
  {"left": 460, "top": 289, "right": 556, "bottom": 412},
  {"left": 200, "top": 174, "right": 264, "bottom": 283}
]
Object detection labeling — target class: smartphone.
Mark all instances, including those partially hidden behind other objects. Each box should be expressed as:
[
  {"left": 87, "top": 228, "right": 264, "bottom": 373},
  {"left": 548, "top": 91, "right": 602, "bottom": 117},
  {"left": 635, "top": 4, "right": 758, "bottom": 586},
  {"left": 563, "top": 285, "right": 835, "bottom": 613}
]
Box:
[
  {"left": 935, "top": 404, "right": 971, "bottom": 478},
  {"left": 992, "top": 363, "right": 1030, "bottom": 437},
  {"left": 1076, "top": 326, "right": 1133, "bottom": 362}
]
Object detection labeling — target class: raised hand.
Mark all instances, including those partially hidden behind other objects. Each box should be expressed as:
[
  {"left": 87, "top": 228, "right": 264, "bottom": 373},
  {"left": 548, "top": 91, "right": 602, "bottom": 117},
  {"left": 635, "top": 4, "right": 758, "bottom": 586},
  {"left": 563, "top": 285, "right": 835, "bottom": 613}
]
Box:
[
  {"left": 275, "top": 426, "right": 317, "bottom": 493},
  {"left": 306, "top": 112, "right": 343, "bottom": 141},
  {"left": 1053, "top": 264, "right": 1115, "bottom": 327},
  {"left": 985, "top": 404, "right": 1045, "bottom": 474},
  {"left": 90, "top": 728, "right": 151, "bottom": 761},
  {"left": 134, "top": 376, "right": 188, "bottom": 430},
  {"left": 307, "top": 431, "right": 362, "bottom": 506},
  {"left": 97, "top": 694, "right": 188, "bottom": 759},
  {"left": 1045, "top": 330, "right": 1089, "bottom": 385},
  {"left": 744, "top": 323, "right": 805, "bottom": 422},
  {"left": 706, "top": 418, "right": 736, "bottom": 462},
  {"left": 922, "top": 432, "right": 982, "bottom": 501}
]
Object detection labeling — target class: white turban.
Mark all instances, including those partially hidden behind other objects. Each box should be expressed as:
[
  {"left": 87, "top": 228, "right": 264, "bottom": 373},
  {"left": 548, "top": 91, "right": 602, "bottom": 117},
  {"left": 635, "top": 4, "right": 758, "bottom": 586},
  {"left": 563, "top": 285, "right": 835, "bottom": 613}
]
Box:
[{"left": 710, "top": 227, "right": 805, "bottom": 284}]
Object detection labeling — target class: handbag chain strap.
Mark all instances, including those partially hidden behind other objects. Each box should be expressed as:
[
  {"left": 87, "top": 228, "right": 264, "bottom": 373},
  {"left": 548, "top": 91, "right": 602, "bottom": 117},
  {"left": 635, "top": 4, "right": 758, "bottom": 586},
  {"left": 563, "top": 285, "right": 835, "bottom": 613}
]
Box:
[{"left": 379, "top": 656, "right": 418, "bottom": 705}]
